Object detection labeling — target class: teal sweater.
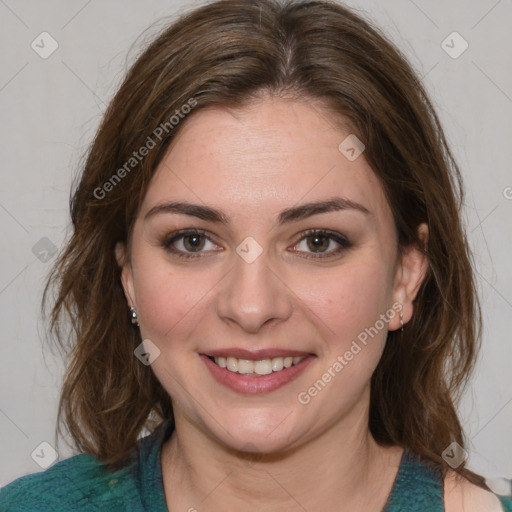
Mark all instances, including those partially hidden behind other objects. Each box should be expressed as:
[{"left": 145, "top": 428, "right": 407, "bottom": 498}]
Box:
[{"left": 1, "top": 420, "right": 511, "bottom": 511}]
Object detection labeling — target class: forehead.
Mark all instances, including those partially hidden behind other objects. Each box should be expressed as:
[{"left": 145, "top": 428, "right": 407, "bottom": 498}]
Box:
[{"left": 139, "top": 99, "right": 392, "bottom": 227}]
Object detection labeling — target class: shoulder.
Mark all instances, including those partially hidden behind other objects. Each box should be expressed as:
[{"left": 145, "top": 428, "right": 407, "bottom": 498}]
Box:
[
  {"left": 0, "top": 453, "right": 137, "bottom": 512},
  {"left": 444, "top": 470, "right": 507, "bottom": 512}
]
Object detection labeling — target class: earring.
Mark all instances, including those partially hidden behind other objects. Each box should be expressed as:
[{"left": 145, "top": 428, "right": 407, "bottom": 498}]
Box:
[
  {"left": 399, "top": 310, "right": 404, "bottom": 332},
  {"left": 129, "top": 306, "right": 139, "bottom": 326}
]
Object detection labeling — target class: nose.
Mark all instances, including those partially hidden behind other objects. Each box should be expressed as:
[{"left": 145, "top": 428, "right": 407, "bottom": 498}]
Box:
[{"left": 215, "top": 246, "right": 294, "bottom": 334}]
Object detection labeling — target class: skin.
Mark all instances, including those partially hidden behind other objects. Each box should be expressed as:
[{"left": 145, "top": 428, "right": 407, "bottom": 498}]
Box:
[{"left": 116, "top": 97, "right": 502, "bottom": 511}]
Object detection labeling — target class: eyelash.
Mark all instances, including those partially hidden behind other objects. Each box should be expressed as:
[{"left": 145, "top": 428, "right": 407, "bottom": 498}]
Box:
[{"left": 161, "top": 229, "right": 352, "bottom": 260}]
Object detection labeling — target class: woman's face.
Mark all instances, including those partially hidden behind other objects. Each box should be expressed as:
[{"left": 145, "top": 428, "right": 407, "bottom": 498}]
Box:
[{"left": 117, "top": 98, "right": 426, "bottom": 453}]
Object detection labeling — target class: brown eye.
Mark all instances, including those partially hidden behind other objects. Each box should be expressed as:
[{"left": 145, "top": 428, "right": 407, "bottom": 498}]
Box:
[
  {"left": 162, "top": 229, "right": 219, "bottom": 258},
  {"left": 291, "top": 229, "right": 352, "bottom": 259},
  {"left": 306, "top": 233, "right": 331, "bottom": 253},
  {"left": 181, "top": 233, "right": 206, "bottom": 252}
]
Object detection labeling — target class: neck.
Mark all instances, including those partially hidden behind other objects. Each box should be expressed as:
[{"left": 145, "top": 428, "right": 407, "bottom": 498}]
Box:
[{"left": 161, "top": 397, "right": 403, "bottom": 511}]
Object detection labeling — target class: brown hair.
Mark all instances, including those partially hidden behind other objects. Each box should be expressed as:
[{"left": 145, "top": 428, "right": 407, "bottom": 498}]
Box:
[{"left": 44, "top": 0, "right": 483, "bottom": 483}]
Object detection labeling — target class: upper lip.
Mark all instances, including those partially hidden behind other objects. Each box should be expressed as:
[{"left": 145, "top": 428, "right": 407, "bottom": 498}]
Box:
[{"left": 202, "top": 348, "right": 315, "bottom": 360}]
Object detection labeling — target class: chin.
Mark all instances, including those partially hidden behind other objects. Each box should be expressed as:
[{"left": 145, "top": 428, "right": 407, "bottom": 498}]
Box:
[{"left": 203, "top": 406, "right": 303, "bottom": 454}]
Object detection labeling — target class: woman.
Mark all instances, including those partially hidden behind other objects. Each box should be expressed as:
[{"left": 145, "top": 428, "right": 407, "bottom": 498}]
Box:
[{"left": 1, "top": 0, "right": 510, "bottom": 510}]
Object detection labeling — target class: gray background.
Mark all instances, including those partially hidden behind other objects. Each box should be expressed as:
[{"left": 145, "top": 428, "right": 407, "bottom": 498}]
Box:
[{"left": 1, "top": 0, "right": 511, "bottom": 488}]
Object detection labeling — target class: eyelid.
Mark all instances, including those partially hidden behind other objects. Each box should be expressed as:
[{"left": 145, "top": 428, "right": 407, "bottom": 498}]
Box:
[
  {"left": 289, "top": 229, "right": 351, "bottom": 259},
  {"left": 162, "top": 229, "right": 220, "bottom": 257},
  {"left": 161, "top": 228, "right": 351, "bottom": 259}
]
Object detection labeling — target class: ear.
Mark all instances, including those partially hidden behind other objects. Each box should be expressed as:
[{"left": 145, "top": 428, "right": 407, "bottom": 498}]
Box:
[
  {"left": 389, "top": 223, "right": 429, "bottom": 331},
  {"left": 115, "top": 241, "right": 137, "bottom": 309}
]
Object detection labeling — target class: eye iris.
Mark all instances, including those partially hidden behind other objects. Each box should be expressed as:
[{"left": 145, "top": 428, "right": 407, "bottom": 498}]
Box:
[
  {"left": 308, "top": 234, "right": 329, "bottom": 252},
  {"left": 184, "top": 234, "right": 204, "bottom": 252}
]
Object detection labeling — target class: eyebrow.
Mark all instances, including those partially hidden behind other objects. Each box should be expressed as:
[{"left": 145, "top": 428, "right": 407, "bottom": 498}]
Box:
[{"left": 144, "top": 196, "right": 370, "bottom": 225}]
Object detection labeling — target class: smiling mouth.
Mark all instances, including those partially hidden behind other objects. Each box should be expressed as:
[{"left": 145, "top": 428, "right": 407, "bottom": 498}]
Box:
[{"left": 207, "top": 355, "right": 307, "bottom": 376}]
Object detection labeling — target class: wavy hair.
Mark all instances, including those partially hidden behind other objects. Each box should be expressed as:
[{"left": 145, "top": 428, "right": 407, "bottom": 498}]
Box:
[{"left": 43, "top": 0, "right": 482, "bottom": 483}]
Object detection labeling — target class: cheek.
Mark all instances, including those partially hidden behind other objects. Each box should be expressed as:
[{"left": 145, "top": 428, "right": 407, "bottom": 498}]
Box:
[
  {"left": 295, "top": 264, "right": 393, "bottom": 406},
  {"left": 295, "top": 259, "right": 394, "bottom": 391},
  {"left": 131, "top": 253, "right": 212, "bottom": 341},
  {"left": 281, "top": 262, "right": 394, "bottom": 423},
  {"left": 295, "top": 259, "right": 393, "bottom": 342}
]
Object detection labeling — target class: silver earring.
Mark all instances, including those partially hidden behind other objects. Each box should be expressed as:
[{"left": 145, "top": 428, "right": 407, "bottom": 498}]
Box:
[
  {"left": 399, "top": 311, "right": 404, "bottom": 332},
  {"left": 129, "top": 306, "right": 139, "bottom": 326}
]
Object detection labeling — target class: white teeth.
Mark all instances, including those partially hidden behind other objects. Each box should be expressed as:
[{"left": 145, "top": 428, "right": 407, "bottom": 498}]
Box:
[
  {"left": 227, "top": 357, "right": 238, "bottom": 372},
  {"left": 272, "top": 357, "right": 284, "bottom": 371},
  {"left": 213, "top": 355, "right": 306, "bottom": 375},
  {"left": 254, "top": 360, "right": 273, "bottom": 375},
  {"left": 237, "top": 359, "right": 254, "bottom": 374}
]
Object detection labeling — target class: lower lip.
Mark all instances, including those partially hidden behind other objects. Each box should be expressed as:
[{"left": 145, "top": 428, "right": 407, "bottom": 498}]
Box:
[{"left": 200, "top": 354, "right": 315, "bottom": 394}]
